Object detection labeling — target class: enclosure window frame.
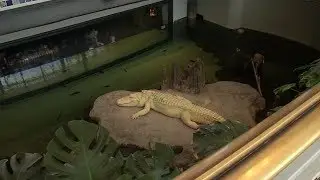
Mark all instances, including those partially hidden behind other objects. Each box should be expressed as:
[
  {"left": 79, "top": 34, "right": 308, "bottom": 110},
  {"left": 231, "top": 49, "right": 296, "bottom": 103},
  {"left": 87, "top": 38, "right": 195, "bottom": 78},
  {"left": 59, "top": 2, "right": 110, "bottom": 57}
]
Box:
[{"left": 0, "top": 0, "right": 173, "bottom": 105}]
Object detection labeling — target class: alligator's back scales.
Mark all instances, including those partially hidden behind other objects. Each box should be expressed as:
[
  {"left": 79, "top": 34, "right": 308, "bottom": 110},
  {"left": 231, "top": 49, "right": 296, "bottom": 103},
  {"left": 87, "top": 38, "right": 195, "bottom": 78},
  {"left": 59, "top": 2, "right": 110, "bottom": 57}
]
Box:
[{"left": 143, "top": 90, "right": 225, "bottom": 124}]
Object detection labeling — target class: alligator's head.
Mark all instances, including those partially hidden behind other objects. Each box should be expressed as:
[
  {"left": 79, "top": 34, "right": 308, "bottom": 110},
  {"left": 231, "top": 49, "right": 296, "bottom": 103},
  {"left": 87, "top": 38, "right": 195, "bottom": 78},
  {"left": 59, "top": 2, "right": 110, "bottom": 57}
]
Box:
[{"left": 116, "top": 92, "right": 148, "bottom": 107}]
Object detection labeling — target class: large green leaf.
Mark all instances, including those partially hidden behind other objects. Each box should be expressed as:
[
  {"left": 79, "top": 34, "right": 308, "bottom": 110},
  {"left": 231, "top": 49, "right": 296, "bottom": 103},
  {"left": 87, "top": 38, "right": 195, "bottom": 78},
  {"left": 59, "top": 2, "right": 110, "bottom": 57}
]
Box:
[
  {"left": 298, "top": 63, "right": 320, "bottom": 88},
  {"left": 295, "top": 58, "right": 320, "bottom": 71},
  {"left": 0, "top": 153, "right": 43, "bottom": 180},
  {"left": 273, "top": 83, "right": 296, "bottom": 95},
  {"left": 194, "top": 121, "right": 249, "bottom": 159},
  {"left": 44, "top": 120, "right": 123, "bottom": 180},
  {"left": 296, "top": 58, "right": 320, "bottom": 88},
  {"left": 274, "top": 59, "right": 320, "bottom": 97},
  {"left": 124, "top": 143, "right": 180, "bottom": 180}
]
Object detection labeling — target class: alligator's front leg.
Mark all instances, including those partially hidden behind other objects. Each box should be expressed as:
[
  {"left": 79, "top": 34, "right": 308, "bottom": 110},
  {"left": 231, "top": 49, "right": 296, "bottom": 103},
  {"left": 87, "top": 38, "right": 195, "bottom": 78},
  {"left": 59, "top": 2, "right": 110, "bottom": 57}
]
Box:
[
  {"left": 132, "top": 101, "right": 151, "bottom": 119},
  {"left": 181, "top": 111, "right": 199, "bottom": 129}
]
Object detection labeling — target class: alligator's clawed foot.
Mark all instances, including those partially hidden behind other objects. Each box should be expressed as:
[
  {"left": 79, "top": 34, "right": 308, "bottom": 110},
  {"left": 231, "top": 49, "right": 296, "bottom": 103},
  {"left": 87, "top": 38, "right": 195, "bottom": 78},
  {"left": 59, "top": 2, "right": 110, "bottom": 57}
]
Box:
[
  {"left": 193, "top": 152, "right": 199, "bottom": 160},
  {"left": 132, "top": 114, "right": 140, "bottom": 119},
  {"left": 189, "top": 124, "right": 200, "bottom": 130},
  {"left": 194, "top": 127, "right": 200, "bottom": 132}
]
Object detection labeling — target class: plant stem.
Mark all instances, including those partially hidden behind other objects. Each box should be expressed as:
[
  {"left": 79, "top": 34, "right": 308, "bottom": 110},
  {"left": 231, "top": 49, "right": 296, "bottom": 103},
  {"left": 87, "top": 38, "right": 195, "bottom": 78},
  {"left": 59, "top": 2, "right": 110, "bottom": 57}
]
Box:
[{"left": 291, "top": 89, "right": 300, "bottom": 93}]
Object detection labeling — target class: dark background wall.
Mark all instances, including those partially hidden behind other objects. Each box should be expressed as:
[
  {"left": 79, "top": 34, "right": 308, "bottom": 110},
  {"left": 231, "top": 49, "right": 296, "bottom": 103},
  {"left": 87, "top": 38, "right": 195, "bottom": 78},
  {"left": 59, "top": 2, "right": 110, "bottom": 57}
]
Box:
[
  {"left": 193, "top": 0, "right": 320, "bottom": 109},
  {"left": 197, "top": 0, "right": 320, "bottom": 51}
]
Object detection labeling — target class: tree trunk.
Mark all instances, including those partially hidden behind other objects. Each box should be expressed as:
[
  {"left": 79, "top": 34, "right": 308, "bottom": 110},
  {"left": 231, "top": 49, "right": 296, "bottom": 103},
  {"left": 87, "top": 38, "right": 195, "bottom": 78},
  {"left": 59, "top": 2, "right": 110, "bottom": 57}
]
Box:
[
  {"left": 60, "top": 58, "right": 67, "bottom": 72},
  {"left": 0, "top": 78, "right": 4, "bottom": 94},
  {"left": 162, "top": 58, "right": 205, "bottom": 94},
  {"left": 81, "top": 53, "right": 89, "bottom": 71}
]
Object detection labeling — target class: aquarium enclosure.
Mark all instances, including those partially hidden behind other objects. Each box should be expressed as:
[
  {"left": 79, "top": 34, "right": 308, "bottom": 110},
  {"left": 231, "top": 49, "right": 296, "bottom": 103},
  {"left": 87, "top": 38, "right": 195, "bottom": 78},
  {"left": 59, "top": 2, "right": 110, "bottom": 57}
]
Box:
[
  {"left": 0, "top": 0, "right": 319, "bottom": 179},
  {"left": 0, "top": 0, "right": 171, "bottom": 103}
]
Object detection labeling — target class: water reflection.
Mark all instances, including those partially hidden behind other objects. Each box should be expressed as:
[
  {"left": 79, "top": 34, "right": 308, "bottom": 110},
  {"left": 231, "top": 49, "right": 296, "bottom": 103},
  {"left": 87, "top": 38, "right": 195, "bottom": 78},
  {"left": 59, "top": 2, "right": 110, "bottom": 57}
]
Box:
[{"left": 0, "top": 3, "right": 169, "bottom": 100}]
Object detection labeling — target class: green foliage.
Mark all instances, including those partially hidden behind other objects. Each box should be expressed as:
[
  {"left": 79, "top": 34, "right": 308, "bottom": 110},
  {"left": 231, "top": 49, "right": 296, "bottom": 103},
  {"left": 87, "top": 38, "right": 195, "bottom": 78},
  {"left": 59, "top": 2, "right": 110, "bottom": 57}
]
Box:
[
  {"left": 44, "top": 120, "right": 123, "bottom": 180},
  {"left": 193, "top": 121, "right": 249, "bottom": 159},
  {"left": 297, "top": 59, "right": 320, "bottom": 88},
  {"left": 0, "top": 153, "right": 44, "bottom": 180},
  {"left": 123, "top": 143, "right": 180, "bottom": 180},
  {"left": 273, "top": 83, "right": 297, "bottom": 95},
  {"left": 43, "top": 120, "right": 181, "bottom": 180},
  {"left": 2, "top": 119, "right": 248, "bottom": 180},
  {"left": 274, "top": 58, "right": 320, "bottom": 95}
]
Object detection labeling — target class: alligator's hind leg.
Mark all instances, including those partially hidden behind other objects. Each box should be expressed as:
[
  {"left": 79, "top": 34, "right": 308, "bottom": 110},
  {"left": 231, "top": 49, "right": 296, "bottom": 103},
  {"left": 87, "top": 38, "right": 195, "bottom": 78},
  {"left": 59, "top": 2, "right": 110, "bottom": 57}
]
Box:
[
  {"left": 132, "top": 101, "right": 151, "bottom": 119},
  {"left": 181, "top": 111, "right": 199, "bottom": 129}
]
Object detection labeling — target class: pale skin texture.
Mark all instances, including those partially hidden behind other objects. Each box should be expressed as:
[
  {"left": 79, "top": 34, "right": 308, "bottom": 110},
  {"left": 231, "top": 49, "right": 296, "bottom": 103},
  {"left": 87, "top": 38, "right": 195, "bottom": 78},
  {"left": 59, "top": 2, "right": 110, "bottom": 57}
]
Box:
[
  {"left": 131, "top": 100, "right": 151, "bottom": 119},
  {"left": 116, "top": 91, "right": 225, "bottom": 130},
  {"left": 131, "top": 99, "right": 199, "bottom": 129}
]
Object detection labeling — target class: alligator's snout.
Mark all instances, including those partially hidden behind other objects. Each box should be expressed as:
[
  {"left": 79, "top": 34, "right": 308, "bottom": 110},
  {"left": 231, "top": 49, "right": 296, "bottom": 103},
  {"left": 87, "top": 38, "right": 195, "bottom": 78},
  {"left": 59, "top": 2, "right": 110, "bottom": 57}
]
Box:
[
  {"left": 117, "top": 97, "right": 137, "bottom": 107},
  {"left": 116, "top": 98, "right": 129, "bottom": 105}
]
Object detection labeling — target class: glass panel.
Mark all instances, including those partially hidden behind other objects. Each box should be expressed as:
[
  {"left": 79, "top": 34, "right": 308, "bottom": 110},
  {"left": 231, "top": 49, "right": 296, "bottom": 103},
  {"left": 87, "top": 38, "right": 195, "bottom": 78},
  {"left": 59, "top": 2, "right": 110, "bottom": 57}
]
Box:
[
  {"left": 0, "top": 2, "right": 169, "bottom": 101},
  {"left": 0, "top": 0, "right": 39, "bottom": 8}
]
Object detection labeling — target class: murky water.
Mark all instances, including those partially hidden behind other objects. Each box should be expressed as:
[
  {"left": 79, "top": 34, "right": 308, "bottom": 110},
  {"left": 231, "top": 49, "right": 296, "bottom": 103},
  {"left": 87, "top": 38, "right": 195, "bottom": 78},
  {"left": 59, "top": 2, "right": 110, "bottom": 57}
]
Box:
[
  {"left": 0, "top": 2, "right": 223, "bottom": 156},
  {"left": 0, "top": 2, "right": 173, "bottom": 156}
]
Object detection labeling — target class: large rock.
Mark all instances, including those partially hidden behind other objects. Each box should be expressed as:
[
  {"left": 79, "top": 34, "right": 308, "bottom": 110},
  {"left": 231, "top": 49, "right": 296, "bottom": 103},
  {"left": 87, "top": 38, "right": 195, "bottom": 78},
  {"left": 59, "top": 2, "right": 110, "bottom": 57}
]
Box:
[
  {"left": 89, "top": 81, "right": 265, "bottom": 149},
  {"left": 168, "top": 81, "right": 266, "bottom": 127}
]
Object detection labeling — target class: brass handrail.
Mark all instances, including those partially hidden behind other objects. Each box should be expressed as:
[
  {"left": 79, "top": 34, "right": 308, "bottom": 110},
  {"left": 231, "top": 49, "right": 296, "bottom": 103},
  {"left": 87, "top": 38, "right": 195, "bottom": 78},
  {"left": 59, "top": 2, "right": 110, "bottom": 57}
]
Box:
[
  {"left": 175, "top": 84, "right": 320, "bottom": 180},
  {"left": 219, "top": 98, "right": 320, "bottom": 179}
]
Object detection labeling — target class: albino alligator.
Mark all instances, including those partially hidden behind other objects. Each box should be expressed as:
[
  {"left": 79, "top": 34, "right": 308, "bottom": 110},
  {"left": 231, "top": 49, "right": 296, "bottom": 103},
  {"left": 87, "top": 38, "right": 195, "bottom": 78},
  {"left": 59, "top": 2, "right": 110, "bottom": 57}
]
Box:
[{"left": 116, "top": 90, "right": 226, "bottom": 129}]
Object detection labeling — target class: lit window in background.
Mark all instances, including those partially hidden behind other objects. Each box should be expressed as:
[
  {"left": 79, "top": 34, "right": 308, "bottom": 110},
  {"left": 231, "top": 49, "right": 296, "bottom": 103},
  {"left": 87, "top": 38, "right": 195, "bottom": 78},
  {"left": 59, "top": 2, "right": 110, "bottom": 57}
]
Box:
[
  {"left": 149, "top": 7, "right": 157, "bottom": 17},
  {"left": 0, "top": 0, "right": 37, "bottom": 8}
]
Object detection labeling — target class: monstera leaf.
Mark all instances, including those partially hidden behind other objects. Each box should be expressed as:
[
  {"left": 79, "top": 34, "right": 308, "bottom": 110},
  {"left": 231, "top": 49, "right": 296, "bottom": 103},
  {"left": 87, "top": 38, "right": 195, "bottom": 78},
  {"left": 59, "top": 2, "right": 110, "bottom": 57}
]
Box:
[
  {"left": 124, "top": 143, "right": 180, "bottom": 180},
  {"left": 44, "top": 120, "right": 123, "bottom": 180},
  {"left": 0, "top": 153, "right": 43, "bottom": 180},
  {"left": 194, "top": 121, "right": 249, "bottom": 159}
]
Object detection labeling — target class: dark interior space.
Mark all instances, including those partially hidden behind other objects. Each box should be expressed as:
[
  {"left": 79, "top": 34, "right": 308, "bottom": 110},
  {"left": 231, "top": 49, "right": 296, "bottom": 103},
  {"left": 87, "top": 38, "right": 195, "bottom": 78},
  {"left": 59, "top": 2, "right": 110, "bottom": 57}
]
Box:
[{"left": 188, "top": 16, "right": 320, "bottom": 113}]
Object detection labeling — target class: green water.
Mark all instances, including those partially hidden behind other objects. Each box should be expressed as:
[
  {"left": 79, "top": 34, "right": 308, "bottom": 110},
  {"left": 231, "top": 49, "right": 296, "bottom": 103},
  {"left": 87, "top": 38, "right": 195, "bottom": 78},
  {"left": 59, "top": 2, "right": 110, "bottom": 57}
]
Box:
[
  {"left": 0, "top": 39, "right": 220, "bottom": 157},
  {"left": 1, "top": 30, "right": 167, "bottom": 100}
]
